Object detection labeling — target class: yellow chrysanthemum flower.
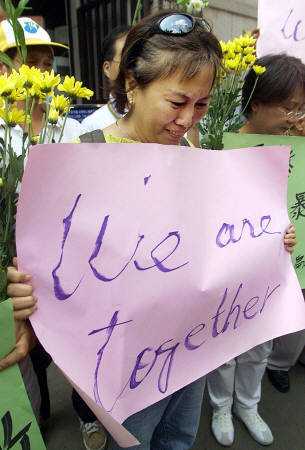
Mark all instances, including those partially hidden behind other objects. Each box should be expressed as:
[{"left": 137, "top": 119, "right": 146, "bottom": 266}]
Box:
[
  {"left": 58, "top": 75, "right": 94, "bottom": 99},
  {"left": 243, "top": 46, "right": 256, "bottom": 55},
  {"left": 9, "top": 70, "right": 27, "bottom": 90},
  {"left": 48, "top": 108, "right": 59, "bottom": 124},
  {"left": 39, "top": 70, "right": 61, "bottom": 94},
  {"left": 241, "top": 61, "right": 249, "bottom": 71},
  {"left": 75, "top": 86, "right": 94, "bottom": 100},
  {"left": 225, "top": 50, "right": 236, "bottom": 61},
  {"left": 18, "top": 64, "right": 42, "bottom": 89},
  {"left": 0, "top": 74, "right": 16, "bottom": 97},
  {"left": 28, "top": 85, "right": 46, "bottom": 100},
  {"left": 6, "top": 88, "right": 27, "bottom": 103},
  {"left": 233, "top": 43, "right": 243, "bottom": 54},
  {"left": 0, "top": 107, "right": 26, "bottom": 127},
  {"left": 225, "top": 58, "right": 239, "bottom": 71},
  {"left": 243, "top": 53, "right": 256, "bottom": 65},
  {"left": 220, "top": 41, "right": 228, "bottom": 54},
  {"left": 235, "top": 34, "right": 256, "bottom": 48},
  {"left": 50, "top": 95, "right": 70, "bottom": 115},
  {"left": 30, "top": 135, "right": 40, "bottom": 145},
  {"left": 253, "top": 65, "right": 267, "bottom": 75}
]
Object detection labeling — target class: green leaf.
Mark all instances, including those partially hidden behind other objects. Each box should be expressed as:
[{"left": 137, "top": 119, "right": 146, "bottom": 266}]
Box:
[
  {"left": 0, "top": 267, "right": 7, "bottom": 303},
  {"left": 4, "top": 0, "right": 15, "bottom": 18},
  {"left": 14, "top": 20, "right": 27, "bottom": 62},
  {"left": 0, "top": 51, "right": 13, "bottom": 69},
  {"left": 15, "top": 0, "right": 31, "bottom": 16}
]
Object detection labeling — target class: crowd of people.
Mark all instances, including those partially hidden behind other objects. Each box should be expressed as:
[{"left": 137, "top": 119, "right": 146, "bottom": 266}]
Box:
[{"left": 0, "top": 9, "right": 304, "bottom": 450}]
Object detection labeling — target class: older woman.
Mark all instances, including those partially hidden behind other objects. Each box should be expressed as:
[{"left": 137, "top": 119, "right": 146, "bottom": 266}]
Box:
[
  {"left": 2, "top": 12, "right": 296, "bottom": 450},
  {"left": 207, "top": 53, "right": 301, "bottom": 448}
]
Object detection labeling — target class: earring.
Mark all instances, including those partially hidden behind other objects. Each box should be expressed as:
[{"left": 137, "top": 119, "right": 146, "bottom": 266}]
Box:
[{"left": 127, "top": 91, "right": 134, "bottom": 108}]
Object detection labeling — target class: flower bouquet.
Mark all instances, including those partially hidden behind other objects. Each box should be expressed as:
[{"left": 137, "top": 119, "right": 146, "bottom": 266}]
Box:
[
  {"left": 132, "top": 0, "right": 209, "bottom": 24},
  {"left": 199, "top": 33, "right": 266, "bottom": 149},
  {"left": 0, "top": 0, "right": 94, "bottom": 301}
]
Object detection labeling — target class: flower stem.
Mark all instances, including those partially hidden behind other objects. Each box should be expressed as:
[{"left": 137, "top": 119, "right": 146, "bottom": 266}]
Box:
[
  {"left": 132, "top": 0, "right": 142, "bottom": 25},
  {"left": 58, "top": 111, "right": 69, "bottom": 143}
]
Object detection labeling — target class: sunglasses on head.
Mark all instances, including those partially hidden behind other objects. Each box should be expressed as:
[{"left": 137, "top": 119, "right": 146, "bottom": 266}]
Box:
[{"left": 151, "top": 13, "right": 210, "bottom": 36}]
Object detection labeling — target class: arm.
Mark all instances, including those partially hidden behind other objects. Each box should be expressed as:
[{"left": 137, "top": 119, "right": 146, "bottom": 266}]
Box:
[{"left": 0, "top": 259, "right": 37, "bottom": 370}]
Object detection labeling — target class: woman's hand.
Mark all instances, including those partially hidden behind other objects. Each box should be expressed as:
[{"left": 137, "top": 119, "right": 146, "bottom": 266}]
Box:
[
  {"left": 284, "top": 224, "right": 297, "bottom": 253},
  {"left": 7, "top": 258, "right": 37, "bottom": 320},
  {"left": 0, "top": 321, "right": 36, "bottom": 371}
]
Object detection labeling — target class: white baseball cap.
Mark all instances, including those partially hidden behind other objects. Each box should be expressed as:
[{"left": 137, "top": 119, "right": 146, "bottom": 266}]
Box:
[{"left": 0, "top": 17, "right": 68, "bottom": 54}]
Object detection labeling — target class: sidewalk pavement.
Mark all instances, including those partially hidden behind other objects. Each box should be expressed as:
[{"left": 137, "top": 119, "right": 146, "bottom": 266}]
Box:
[{"left": 44, "top": 363, "right": 305, "bottom": 450}]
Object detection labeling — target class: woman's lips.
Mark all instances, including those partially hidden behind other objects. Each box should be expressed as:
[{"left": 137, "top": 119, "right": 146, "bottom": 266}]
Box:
[{"left": 167, "top": 129, "right": 186, "bottom": 139}]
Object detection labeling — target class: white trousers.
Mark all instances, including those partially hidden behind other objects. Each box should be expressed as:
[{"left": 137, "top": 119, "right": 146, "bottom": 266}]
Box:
[{"left": 207, "top": 341, "right": 272, "bottom": 412}]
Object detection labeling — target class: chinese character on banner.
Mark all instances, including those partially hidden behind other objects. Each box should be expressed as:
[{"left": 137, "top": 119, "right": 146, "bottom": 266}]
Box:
[{"left": 290, "top": 192, "right": 305, "bottom": 220}]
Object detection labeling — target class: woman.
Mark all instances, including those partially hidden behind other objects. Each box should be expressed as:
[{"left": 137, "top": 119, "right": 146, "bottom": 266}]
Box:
[
  {"left": 81, "top": 26, "right": 130, "bottom": 133},
  {"left": 3, "top": 13, "right": 296, "bottom": 450},
  {"left": 207, "top": 53, "right": 301, "bottom": 448}
]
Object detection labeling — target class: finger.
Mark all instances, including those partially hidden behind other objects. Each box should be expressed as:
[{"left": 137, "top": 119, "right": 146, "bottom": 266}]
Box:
[
  {"left": 0, "top": 344, "right": 28, "bottom": 371},
  {"left": 284, "top": 235, "right": 297, "bottom": 242},
  {"left": 284, "top": 230, "right": 296, "bottom": 240},
  {"left": 12, "top": 257, "right": 18, "bottom": 269},
  {"left": 284, "top": 237, "right": 297, "bottom": 244},
  {"left": 14, "top": 306, "right": 37, "bottom": 321},
  {"left": 7, "top": 266, "right": 31, "bottom": 283},
  {"left": 285, "top": 245, "right": 294, "bottom": 254},
  {"left": 7, "top": 283, "right": 33, "bottom": 298},
  {"left": 286, "top": 223, "right": 295, "bottom": 231},
  {"left": 12, "top": 296, "right": 37, "bottom": 311}
]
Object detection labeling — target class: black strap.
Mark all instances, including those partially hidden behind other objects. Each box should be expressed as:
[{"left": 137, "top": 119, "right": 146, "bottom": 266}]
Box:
[
  {"left": 180, "top": 137, "right": 190, "bottom": 147},
  {"left": 79, "top": 129, "right": 106, "bottom": 143}
]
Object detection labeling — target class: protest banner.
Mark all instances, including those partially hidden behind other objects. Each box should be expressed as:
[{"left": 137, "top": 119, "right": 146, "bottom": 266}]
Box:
[
  {"left": 257, "top": 0, "right": 305, "bottom": 62},
  {"left": 0, "top": 300, "right": 46, "bottom": 450},
  {"left": 16, "top": 143, "right": 305, "bottom": 446},
  {"left": 223, "top": 132, "right": 305, "bottom": 289}
]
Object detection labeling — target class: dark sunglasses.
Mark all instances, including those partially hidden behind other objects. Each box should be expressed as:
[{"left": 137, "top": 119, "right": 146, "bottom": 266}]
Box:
[{"left": 151, "top": 13, "right": 210, "bottom": 36}]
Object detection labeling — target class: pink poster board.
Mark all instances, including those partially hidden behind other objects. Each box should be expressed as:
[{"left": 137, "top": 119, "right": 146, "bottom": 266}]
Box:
[
  {"left": 16, "top": 143, "right": 305, "bottom": 446},
  {"left": 257, "top": 0, "right": 305, "bottom": 62}
]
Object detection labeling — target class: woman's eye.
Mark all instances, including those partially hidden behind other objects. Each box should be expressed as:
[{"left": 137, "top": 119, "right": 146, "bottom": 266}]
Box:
[
  {"left": 196, "top": 103, "right": 208, "bottom": 109},
  {"left": 170, "top": 101, "right": 184, "bottom": 107}
]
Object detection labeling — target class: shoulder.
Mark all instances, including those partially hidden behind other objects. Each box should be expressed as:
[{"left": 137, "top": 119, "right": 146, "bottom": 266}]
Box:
[
  {"left": 55, "top": 117, "right": 82, "bottom": 143},
  {"left": 65, "top": 117, "right": 82, "bottom": 130},
  {"left": 81, "top": 104, "right": 116, "bottom": 133},
  {"left": 79, "top": 129, "right": 106, "bottom": 143}
]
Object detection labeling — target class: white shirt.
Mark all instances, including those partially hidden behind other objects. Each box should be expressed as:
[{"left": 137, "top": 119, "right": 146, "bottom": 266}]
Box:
[
  {"left": 81, "top": 103, "right": 118, "bottom": 133},
  {"left": 81, "top": 94, "right": 127, "bottom": 133},
  {"left": 1, "top": 117, "right": 82, "bottom": 156}
]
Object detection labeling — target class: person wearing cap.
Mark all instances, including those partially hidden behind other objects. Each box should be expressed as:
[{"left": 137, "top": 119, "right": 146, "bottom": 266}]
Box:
[
  {"left": 0, "top": 16, "right": 82, "bottom": 427},
  {"left": 81, "top": 26, "right": 129, "bottom": 134},
  {"left": 0, "top": 16, "right": 82, "bottom": 149}
]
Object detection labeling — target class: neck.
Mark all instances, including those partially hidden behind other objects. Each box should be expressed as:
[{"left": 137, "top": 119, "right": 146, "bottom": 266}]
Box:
[
  {"left": 239, "top": 121, "right": 259, "bottom": 134},
  {"left": 117, "top": 114, "right": 149, "bottom": 143}
]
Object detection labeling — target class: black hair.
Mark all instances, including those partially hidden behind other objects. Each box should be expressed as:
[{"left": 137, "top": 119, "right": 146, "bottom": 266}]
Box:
[
  {"left": 5, "top": 47, "right": 17, "bottom": 60},
  {"left": 101, "top": 25, "right": 130, "bottom": 64},
  {"left": 113, "top": 10, "right": 222, "bottom": 115},
  {"left": 242, "top": 53, "right": 305, "bottom": 118}
]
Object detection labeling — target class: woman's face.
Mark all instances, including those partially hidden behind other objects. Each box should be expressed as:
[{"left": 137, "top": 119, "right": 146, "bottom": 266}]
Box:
[
  {"left": 249, "top": 87, "right": 305, "bottom": 135},
  {"left": 103, "top": 35, "right": 127, "bottom": 82},
  {"left": 13, "top": 45, "right": 54, "bottom": 72},
  {"left": 130, "top": 65, "right": 215, "bottom": 145}
]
